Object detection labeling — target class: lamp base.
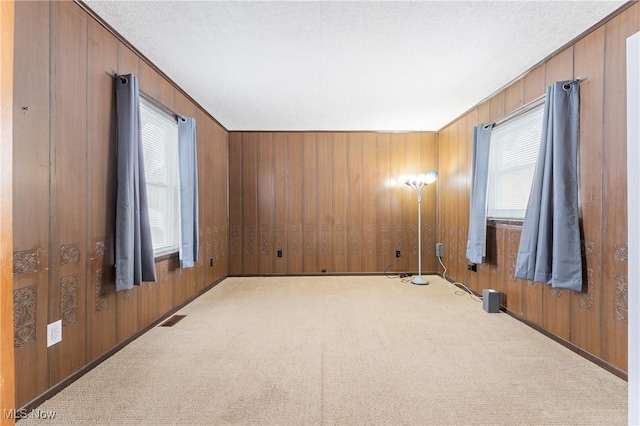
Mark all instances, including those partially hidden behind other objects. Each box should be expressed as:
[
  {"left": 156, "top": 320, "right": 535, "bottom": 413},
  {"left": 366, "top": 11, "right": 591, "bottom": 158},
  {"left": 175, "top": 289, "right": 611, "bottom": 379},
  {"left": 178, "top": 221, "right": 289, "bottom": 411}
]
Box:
[{"left": 411, "top": 276, "right": 429, "bottom": 285}]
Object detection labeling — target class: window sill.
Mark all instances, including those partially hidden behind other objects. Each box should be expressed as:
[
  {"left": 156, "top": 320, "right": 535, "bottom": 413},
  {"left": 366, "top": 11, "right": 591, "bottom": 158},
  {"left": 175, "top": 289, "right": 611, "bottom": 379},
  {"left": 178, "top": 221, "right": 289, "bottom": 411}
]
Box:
[{"left": 154, "top": 251, "right": 179, "bottom": 263}]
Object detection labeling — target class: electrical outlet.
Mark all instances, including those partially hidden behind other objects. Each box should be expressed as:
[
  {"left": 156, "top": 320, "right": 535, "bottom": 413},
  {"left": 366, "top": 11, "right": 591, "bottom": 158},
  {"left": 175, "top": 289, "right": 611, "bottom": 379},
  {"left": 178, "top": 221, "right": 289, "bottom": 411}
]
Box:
[
  {"left": 277, "top": 249, "right": 283, "bottom": 258},
  {"left": 47, "top": 320, "right": 62, "bottom": 347},
  {"left": 395, "top": 250, "right": 401, "bottom": 258},
  {"left": 209, "top": 258, "right": 213, "bottom": 267},
  {"left": 467, "top": 263, "right": 477, "bottom": 272},
  {"left": 435, "top": 243, "right": 444, "bottom": 257}
]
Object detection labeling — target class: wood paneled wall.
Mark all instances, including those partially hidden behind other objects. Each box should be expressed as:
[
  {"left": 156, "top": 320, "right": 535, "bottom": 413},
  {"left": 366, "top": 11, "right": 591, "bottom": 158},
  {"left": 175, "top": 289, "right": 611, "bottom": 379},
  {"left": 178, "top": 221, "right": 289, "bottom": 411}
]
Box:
[
  {"left": 12, "top": 1, "right": 228, "bottom": 408},
  {"left": 437, "top": 3, "right": 638, "bottom": 373},
  {"left": 1, "top": 0, "right": 16, "bottom": 423},
  {"left": 228, "top": 132, "right": 438, "bottom": 275}
]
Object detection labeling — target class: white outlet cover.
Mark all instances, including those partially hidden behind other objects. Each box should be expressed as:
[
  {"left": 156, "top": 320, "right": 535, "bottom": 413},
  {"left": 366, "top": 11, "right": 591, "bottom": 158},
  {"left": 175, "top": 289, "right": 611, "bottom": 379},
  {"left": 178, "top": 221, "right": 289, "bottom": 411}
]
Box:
[{"left": 47, "top": 320, "right": 62, "bottom": 347}]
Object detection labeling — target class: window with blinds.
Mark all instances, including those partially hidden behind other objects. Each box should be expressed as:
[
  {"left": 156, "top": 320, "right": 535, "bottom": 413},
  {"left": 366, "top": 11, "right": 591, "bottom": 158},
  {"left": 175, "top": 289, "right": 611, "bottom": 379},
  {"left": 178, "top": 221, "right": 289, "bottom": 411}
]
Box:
[
  {"left": 140, "top": 96, "right": 180, "bottom": 257},
  {"left": 487, "top": 102, "right": 544, "bottom": 220}
]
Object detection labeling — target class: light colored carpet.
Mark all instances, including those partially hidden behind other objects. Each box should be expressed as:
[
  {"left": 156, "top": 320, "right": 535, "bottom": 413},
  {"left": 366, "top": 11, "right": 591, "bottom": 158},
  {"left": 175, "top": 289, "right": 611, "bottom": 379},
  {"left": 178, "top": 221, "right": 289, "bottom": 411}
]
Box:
[{"left": 20, "top": 276, "right": 626, "bottom": 425}]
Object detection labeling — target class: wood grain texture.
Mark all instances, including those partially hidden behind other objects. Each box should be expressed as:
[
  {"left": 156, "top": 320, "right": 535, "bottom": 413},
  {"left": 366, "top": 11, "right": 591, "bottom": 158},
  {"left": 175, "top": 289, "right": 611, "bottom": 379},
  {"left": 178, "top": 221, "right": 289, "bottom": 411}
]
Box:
[
  {"left": 346, "top": 134, "right": 362, "bottom": 272},
  {"left": 228, "top": 133, "right": 243, "bottom": 273},
  {"left": 1, "top": 0, "right": 16, "bottom": 421},
  {"left": 242, "top": 133, "right": 258, "bottom": 274},
  {"left": 273, "top": 133, "right": 288, "bottom": 274},
  {"left": 376, "top": 134, "right": 391, "bottom": 272},
  {"left": 287, "top": 133, "right": 304, "bottom": 273},
  {"left": 48, "top": 0, "right": 88, "bottom": 385},
  {"left": 463, "top": 110, "right": 479, "bottom": 292},
  {"left": 332, "top": 134, "right": 348, "bottom": 272},
  {"left": 257, "top": 133, "right": 274, "bottom": 273},
  {"left": 86, "top": 17, "right": 117, "bottom": 363},
  {"left": 361, "top": 133, "right": 378, "bottom": 272},
  {"left": 11, "top": 0, "right": 49, "bottom": 408},
  {"left": 302, "top": 133, "right": 318, "bottom": 272},
  {"left": 601, "top": 4, "right": 638, "bottom": 371},
  {"left": 389, "top": 134, "right": 405, "bottom": 273},
  {"left": 316, "top": 133, "right": 333, "bottom": 272},
  {"left": 571, "top": 25, "right": 605, "bottom": 358}
]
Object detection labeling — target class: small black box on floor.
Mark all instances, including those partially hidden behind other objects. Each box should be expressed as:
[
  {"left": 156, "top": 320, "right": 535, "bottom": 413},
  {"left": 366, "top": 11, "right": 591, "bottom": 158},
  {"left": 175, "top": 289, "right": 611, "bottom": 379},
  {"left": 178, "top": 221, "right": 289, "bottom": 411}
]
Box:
[{"left": 482, "top": 289, "right": 500, "bottom": 313}]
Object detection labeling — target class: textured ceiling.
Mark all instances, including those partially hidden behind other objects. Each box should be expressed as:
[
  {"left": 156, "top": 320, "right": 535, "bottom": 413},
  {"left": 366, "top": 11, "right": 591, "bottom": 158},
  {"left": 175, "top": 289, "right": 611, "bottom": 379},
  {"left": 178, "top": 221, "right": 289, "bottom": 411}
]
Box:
[{"left": 84, "top": 1, "right": 627, "bottom": 131}]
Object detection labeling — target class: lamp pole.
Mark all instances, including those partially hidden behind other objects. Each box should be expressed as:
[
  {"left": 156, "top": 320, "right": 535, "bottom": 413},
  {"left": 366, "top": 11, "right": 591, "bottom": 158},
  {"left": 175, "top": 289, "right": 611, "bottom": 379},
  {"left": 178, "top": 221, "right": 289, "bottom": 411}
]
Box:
[
  {"left": 399, "top": 172, "right": 437, "bottom": 285},
  {"left": 413, "top": 188, "right": 428, "bottom": 285}
]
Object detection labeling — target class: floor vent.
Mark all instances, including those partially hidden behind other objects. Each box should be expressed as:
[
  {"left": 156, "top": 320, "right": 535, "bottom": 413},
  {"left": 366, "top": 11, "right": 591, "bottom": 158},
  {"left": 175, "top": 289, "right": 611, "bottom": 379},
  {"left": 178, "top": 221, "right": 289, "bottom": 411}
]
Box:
[{"left": 160, "top": 314, "right": 186, "bottom": 327}]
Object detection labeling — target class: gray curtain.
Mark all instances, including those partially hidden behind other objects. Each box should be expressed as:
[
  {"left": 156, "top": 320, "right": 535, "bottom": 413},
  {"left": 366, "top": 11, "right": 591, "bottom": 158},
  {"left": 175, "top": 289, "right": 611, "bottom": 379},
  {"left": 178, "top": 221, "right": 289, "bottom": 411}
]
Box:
[
  {"left": 178, "top": 116, "right": 199, "bottom": 268},
  {"left": 466, "top": 124, "right": 493, "bottom": 264},
  {"left": 114, "top": 74, "right": 157, "bottom": 291},
  {"left": 515, "top": 80, "right": 582, "bottom": 291}
]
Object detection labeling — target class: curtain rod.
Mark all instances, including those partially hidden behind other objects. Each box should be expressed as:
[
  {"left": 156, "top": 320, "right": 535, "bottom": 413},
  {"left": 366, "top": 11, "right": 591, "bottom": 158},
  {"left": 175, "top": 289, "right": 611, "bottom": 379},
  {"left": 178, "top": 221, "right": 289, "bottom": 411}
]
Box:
[
  {"left": 492, "top": 77, "right": 583, "bottom": 128},
  {"left": 112, "top": 72, "right": 183, "bottom": 120}
]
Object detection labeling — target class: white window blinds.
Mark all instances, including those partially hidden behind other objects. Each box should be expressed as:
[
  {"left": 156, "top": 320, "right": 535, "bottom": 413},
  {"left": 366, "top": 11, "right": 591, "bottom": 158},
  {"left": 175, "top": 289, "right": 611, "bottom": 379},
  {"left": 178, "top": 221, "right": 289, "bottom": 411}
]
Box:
[
  {"left": 487, "top": 103, "right": 544, "bottom": 220},
  {"left": 140, "top": 97, "right": 180, "bottom": 257}
]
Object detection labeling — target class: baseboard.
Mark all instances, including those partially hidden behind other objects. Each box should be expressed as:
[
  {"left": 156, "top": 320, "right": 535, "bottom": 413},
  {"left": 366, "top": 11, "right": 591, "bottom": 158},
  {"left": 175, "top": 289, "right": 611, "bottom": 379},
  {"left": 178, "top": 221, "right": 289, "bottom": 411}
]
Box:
[{"left": 17, "top": 275, "right": 227, "bottom": 416}]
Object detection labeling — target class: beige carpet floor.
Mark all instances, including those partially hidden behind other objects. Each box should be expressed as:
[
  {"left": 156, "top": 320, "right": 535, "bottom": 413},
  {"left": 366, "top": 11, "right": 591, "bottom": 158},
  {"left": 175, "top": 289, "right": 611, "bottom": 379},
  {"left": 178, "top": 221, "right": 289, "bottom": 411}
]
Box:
[{"left": 20, "top": 276, "right": 626, "bottom": 425}]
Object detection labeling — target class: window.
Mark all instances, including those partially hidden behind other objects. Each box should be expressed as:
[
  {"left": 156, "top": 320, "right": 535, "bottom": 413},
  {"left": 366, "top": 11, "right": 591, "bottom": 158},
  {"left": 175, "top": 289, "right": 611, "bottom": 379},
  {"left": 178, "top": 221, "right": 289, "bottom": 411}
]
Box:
[
  {"left": 487, "top": 102, "right": 544, "bottom": 220},
  {"left": 140, "top": 96, "right": 180, "bottom": 257}
]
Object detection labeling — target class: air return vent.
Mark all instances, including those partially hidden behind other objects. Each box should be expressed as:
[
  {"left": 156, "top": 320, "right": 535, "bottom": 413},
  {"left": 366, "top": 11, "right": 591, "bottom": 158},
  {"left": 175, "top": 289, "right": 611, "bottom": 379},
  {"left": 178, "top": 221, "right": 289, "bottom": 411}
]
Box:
[{"left": 160, "top": 314, "right": 186, "bottom": 327}]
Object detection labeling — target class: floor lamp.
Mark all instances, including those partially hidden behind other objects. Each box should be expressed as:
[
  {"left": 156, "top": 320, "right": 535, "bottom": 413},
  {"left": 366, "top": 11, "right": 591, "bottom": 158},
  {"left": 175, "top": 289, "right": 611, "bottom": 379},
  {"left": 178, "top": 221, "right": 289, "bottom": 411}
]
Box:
[{"left": 399, "top": 171, "right": 438, "bottom": 285}]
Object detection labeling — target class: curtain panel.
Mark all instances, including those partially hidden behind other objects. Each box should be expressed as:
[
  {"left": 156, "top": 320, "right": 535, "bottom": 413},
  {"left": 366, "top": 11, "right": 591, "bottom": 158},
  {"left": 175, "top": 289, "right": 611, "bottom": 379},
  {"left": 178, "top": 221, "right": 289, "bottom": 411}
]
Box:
[
  {"left": 114, "top": 74, "right": 157, "bottom": 291},
  {"left": 466, "top": 124, "right": 493, "bottom": 264},
  {"left": 178, "top": 116, "right": 199, "bottom": 268},
  {"left": 515, "top": 80, "right": 582, "bottom": 291}
]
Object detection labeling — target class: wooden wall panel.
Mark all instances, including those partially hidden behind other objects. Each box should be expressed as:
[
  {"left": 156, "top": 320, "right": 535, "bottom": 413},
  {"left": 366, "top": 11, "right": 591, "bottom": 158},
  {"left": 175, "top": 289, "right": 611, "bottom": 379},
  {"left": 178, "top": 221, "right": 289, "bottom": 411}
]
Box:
[
  {"left": 257, "top": 133, "right": 274, "bottom": 274},
  {"left": 228, "top": 133, "right": 243, "bottom": 274},
  {"left": 2, "top": 1, "right": 16, "bottom": 420},
  {"left": 12, "top": 0, "right": 50, "bottom": 407},
  {"left": 602, "top": 4, "right": 638, "bottom": 371},
  {"left": 316, "top": 133, "right": 333, "bottom": 272},
  {"left": 332, "top": 134, "right": 348, "bottom": 272},
  {"left": 389, "top": 134, "right": 405, "bottom": 273},
  {"left": 86, "top": 18, "right": 118, "bottom": 362},
  {"left": 571, "top": 25, "right": 605, "bottom": 358},
  {"left": 273, "top": 133, "right": 288, "bottom": 274},
  {"left": 447, "top": 125, "right": 460, "bottom": 281},
  {"left": 49, "top": 1, "right": 88, "bottom": 385},
  {"left": 302, "top": 133, "right": 318, "bottom": 272},
  {"left": 242, "top": 133, "right": 258, "bottom": 274},
  {"left": 287, "top": 134, "right": 304, "bottom": 273},
  {"left": 347, "top": 134, "right": 362, "bottom": 272},
  {"left": 376, "top": 134, "right": 392, "bottom": 271},
  {"left": 463, "top": 110, "right": 479, "bottom": 292},
  {"left": 455, "top": 119, "right": 469, "bottom": 283},
  {"left": 227, "top": 131, "right": 439, "bottom": 275},
  {"left": 361, "top": 133, "right": 378, "bottom": 272},
  {"left": 213, "top": 122, "right": 229, "bottom": 281}
]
